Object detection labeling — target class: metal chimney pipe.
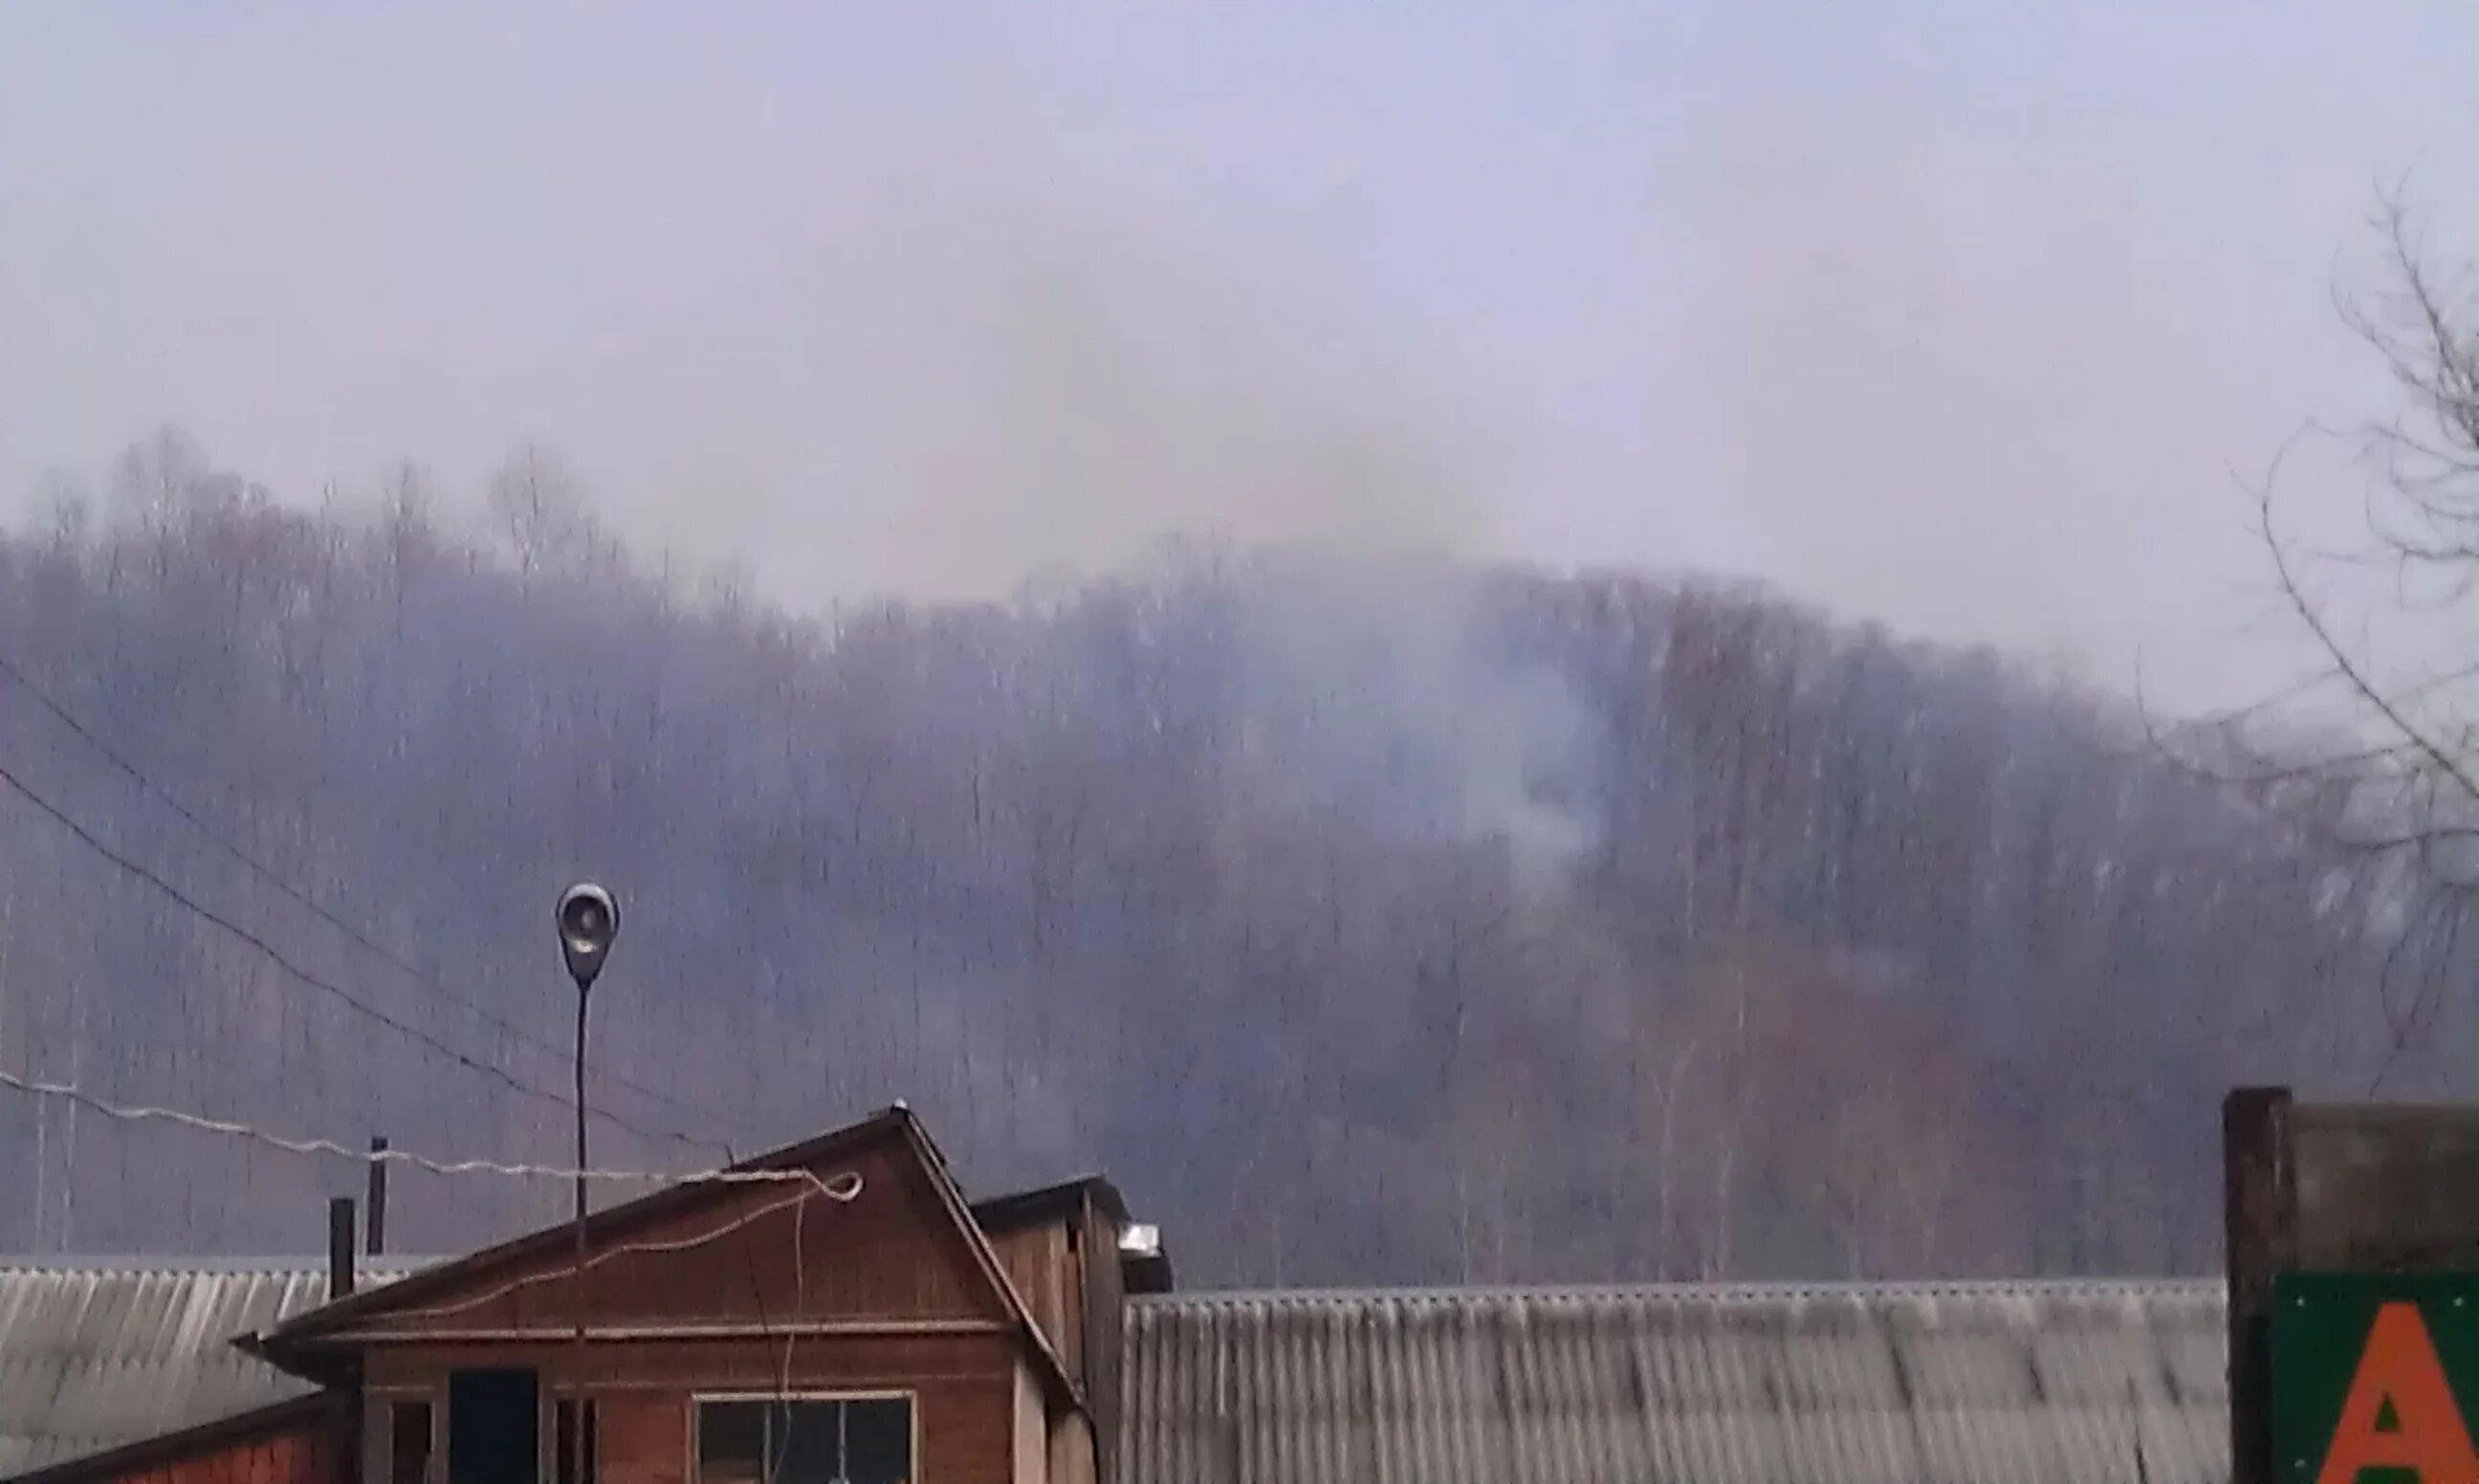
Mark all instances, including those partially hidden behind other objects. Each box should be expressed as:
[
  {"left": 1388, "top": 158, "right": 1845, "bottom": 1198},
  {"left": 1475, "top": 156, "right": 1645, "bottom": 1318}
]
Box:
[
  {"left": 328, "top": 1197, "right": 357, "bottom": 1301},
  {"left": 366, "top": 1137, "right": 388, "bottom": 1256}
]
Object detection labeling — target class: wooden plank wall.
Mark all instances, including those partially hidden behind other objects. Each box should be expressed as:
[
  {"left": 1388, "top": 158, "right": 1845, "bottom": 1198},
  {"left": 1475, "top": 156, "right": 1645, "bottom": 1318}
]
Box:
[
  {"left": 106, "top": 1414, "right": 342, "bottom": 1484},
  {"left": 350, "top": 1139, "right": 999, "bottom": 1340},
  {"left": 1074, "top": 1199, "right": 1124, "bottom": 1484},
  {"left": 987, "top": 1220, "right": 1085, "bottom": 1381},
  {"left": 982, "top": 1190, "right": 1123, "bottom": 1484},
  {"left": 370, "top": 1333, "right": 1019, "bottom": 1484}
]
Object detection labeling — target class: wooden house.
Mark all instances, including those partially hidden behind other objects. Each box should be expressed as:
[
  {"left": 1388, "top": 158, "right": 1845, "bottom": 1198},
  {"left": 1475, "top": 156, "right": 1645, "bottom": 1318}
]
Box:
[{"left": 8, "top": 1106, "right": 1158, "bottom": 1484}]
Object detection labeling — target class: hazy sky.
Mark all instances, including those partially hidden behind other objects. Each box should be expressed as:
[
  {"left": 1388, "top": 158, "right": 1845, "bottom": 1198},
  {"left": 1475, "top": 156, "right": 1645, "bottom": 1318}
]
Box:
[{"left": 5, "top": 3, "right": 2477, "bottom": 707}]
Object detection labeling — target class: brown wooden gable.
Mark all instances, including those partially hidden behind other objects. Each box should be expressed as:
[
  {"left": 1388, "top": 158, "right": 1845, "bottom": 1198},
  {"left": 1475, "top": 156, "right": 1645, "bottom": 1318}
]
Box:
[
  {"left": 250, "top": 1107, "right": 1083, "bottom": 1409},
  {"left": 970, "top": 1177, "right": 1131, "bottom": 1484},
  {"left": 986, "top": 1219, "right": 1084, "bottom": 1383}
]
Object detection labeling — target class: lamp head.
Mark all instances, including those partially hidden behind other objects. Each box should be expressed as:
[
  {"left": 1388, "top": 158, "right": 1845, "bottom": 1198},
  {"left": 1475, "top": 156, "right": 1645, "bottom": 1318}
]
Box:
[{"left": 556, "top": 883, "right": 619, "bottom": 993}]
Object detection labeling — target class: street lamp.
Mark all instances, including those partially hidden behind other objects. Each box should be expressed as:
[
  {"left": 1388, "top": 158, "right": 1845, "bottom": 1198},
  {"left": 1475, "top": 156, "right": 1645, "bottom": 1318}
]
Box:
[{"left": 556, "top": 883, "right": 617, "bottom": 1484}]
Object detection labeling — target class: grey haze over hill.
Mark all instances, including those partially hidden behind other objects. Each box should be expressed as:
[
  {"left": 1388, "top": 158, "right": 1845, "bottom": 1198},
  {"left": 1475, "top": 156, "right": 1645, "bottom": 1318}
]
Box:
[{"left": 0, "top": 448, "right": 2452, "bottom": 1281}]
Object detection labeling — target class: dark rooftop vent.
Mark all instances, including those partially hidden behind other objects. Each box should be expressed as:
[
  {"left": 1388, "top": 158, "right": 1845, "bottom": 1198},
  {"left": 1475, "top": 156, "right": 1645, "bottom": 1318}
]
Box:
[{"left": 327, "top": 1198, "right": 357, "bottom": 1300}]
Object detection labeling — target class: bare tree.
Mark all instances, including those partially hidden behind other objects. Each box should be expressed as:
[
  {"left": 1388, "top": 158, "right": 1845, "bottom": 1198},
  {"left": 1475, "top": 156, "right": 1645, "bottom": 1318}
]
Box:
[
  {"left": 2153, "top": 196, "right": 2479, "bottom": 1078},
  {"left": 486, "top": 443, "right": 599, "bottom": 581}
]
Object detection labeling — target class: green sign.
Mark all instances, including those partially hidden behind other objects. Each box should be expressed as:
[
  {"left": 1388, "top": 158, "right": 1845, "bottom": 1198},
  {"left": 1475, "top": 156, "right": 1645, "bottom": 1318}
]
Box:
[{"left": 2274, "top": 1274, "right": 2479, "bottom": 1484}]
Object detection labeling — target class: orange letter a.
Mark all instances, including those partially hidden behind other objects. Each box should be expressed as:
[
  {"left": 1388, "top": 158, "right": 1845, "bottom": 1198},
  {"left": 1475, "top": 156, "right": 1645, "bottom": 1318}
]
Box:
[{"left": 2317, "top": 1301, "right": 2479, "bottom": 1484}]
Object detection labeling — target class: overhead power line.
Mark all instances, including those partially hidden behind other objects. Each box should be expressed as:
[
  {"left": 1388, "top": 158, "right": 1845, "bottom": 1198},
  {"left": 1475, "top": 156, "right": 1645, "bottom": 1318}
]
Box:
[
  {"left": 0, "top": 1072, "right": 847, "bottom": 1371},
  {"left": 0, "top": 653, "right": 725, "bottom": 1129},
  {"left": 0, "top": 749, "right": 725, "bottom": 1155},
  {"left": 0, "top": 1070, "right": 842, "bottom": 1421},
  {"left": 0, "top": 1070, "right": 849, "bottom": 1192}
]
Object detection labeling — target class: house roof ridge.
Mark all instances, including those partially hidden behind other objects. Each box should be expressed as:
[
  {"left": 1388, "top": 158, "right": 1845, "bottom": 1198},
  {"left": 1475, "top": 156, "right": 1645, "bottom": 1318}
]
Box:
[{"left": 970, "top": 1173, "right": 1132, "bottom": 1231}]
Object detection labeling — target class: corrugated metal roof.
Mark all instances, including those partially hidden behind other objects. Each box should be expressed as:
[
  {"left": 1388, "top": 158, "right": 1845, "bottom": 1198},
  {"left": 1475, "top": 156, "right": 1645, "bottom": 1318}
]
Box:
[
  {"left": 1119, "top": 1279, "right": 2229, "bottom": 1484},
  {"left": 0, "top": 1258, "right": 427, "bottom": 1478}
]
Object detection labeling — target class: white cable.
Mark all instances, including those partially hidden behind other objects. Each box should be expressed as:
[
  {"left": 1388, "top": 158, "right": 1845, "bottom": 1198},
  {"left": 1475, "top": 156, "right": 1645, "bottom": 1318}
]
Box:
[
  {"left": 0, "top": 1064, "right": 866, "bottom": 1453},
  {"left": 377, "top": 1180, "right": 848, "bottom": 1327},
  {"left": 763, "top": 1191, "right": 812, "bottom": 1484},
  {"left": 0, "top": 1068, "right": 860, "bottom": 1194}
]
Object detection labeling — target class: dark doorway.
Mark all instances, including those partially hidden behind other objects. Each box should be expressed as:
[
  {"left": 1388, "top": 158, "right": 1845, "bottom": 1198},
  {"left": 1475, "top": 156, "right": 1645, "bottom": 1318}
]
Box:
[
  {"left": 448, "top": 1369, "right": 539, "bottom": 1484},
  {"left": 390, "top": 1401, "right": 433, "bottom": 1484}
]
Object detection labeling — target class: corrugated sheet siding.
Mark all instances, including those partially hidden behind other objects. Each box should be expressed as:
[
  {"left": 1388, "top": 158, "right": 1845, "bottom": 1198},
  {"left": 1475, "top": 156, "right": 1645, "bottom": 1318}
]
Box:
[
  {"left": 1120, "top": 1281, "right": 2229, "bottom": 1484},
  {"left": 0, "top": 1261, "right": 420, "bottom": 1478}
]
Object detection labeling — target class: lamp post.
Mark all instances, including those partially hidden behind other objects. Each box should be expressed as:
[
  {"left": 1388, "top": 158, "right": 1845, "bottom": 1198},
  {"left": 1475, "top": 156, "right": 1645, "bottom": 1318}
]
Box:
[{"left": 556, "top": 884, "right": 618, "bottom": 1484}]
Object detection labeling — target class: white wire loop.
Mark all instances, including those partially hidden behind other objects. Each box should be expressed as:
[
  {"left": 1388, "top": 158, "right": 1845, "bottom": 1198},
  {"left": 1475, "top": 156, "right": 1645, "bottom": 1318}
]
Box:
[{"left": 0, "top": 1068, "right": 864, "bottom": 1198}]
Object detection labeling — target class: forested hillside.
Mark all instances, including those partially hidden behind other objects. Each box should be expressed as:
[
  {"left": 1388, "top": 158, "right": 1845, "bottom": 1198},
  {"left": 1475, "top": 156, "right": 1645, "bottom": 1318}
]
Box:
[{"left": 0, "top": 431, "right": 2446, "bottom": 1283}]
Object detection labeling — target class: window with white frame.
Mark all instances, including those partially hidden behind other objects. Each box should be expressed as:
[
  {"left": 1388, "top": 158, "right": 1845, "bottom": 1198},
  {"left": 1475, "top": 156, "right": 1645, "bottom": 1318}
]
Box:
[{"left": 694, "top": 1396, "right": 912, "bottom": 1484}]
